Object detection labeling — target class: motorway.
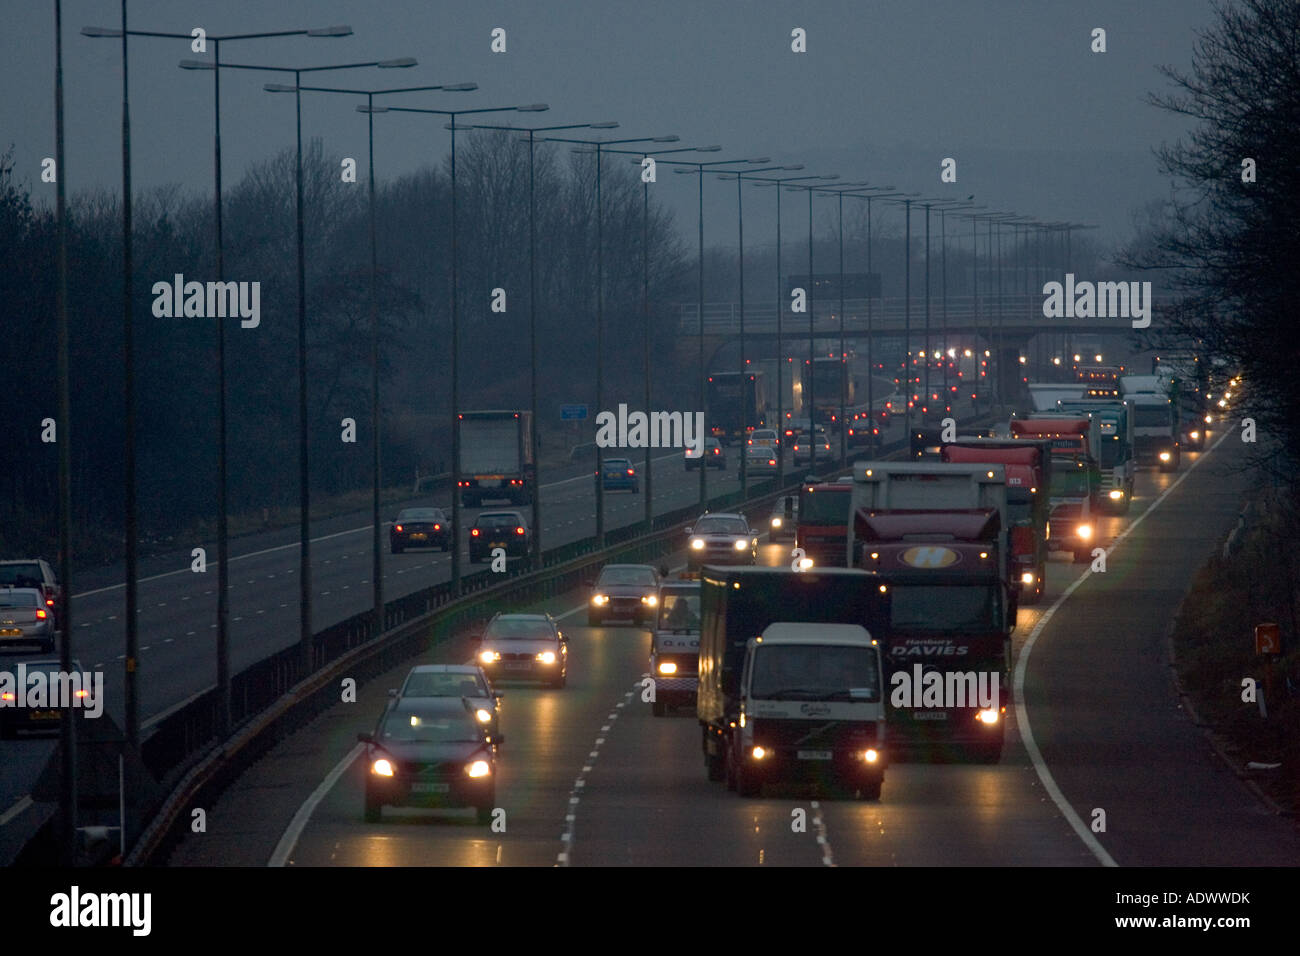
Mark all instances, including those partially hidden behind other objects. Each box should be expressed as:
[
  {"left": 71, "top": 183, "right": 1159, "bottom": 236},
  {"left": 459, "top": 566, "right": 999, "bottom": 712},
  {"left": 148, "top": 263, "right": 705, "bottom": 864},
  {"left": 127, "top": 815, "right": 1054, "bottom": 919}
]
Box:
[
  {"left": 162, "top": 428, "right": 1300, "bottom": 866},
  {"left": 0, "top": 405, "right": 917, "bottom": 862}
]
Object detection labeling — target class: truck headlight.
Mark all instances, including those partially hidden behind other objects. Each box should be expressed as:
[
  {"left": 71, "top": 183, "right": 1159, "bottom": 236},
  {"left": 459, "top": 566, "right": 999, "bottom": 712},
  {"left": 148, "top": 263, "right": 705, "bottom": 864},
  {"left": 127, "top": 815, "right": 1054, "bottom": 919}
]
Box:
[
  {"left": 1159, "top": 451, "right": 1171, "bottom": 462},
  {"left": 751, "top": 746, "right": 768, "bottom": 760},
  {"left": 770, "top": 517, "right": 782, "bottom": 529},
  {"left": 863, "top": 749, "right": 879, "bottom": 763},
  {"left": 641, "top": 594, "right": 657, "bottom": 606},
  {"left": 977, "top": 708, "right": 1000, "bottom": 725},
  {"left": 733, "top": 539, "right": 749, "bottom": 551},
  {"left": 1109, "top": 489, "right": 1124, "bottom": 500},
  {"left": 1021, "top": 572, "right": 1035, "bottom": 586},
  {"left": 690, "top": 538, "right": 705, "bottom": 550},
  {"left": 1076, "top": 524, "right": 1092, "bottom": 540},
  {"left": 1189, "top": 430, "right": 1200, "bottom": 440},
  {"left": 657, "top": 661, "right": 677, "bottom": 675}
]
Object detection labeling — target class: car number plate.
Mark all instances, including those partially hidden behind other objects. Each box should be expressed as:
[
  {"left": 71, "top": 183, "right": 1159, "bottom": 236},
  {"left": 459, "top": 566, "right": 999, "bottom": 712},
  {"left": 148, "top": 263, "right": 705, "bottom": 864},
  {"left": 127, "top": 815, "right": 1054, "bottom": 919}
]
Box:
[
  {"left": 30, "top": 709, "right": 60, "bottom": 721},
  {"left": 797, "top": 750, "right": 833, "bottom": 761},
  {"left": 0, "top": 628, "right": 22, "bottom": 637},
  {"left": 491, "top": 541, "right": 506, "bottom": 548},
  {"left": 411, "top": 533, "right": 426, "bottom": 540},
  {"left": 912, "top": 710, "right": 948, "bottom": 721},
  {"left": 410, "top": 782, "right": 451, "bottom": 794},
  {"left": 503, "top": 661, "right": 531, "bottom": 670}
]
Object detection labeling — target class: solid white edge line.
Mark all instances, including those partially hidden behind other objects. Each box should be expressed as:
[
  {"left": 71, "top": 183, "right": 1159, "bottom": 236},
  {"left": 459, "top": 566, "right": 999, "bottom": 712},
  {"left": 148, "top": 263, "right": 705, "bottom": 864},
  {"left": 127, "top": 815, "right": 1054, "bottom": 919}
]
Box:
[
  {"left": 1013, "top": 430, "right": 1230, "bottom": 868},
  {"left": 268, "top": 742, "right": 365, "bottom": 867},
  {"left": 0, "top": 795, "right": 33, "bottom": 827}
]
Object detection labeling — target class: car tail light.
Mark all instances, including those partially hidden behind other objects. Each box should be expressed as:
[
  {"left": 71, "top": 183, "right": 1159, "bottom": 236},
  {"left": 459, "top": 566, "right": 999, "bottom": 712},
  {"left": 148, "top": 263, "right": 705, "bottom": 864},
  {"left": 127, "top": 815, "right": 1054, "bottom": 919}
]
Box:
[
  {"left": 768, "top": 459, "right": 776, "bottom": 466},
  {"left": 433, "top": 524, "right": 441, "bottom": 530},
  {"left": 627, "top": 469, "right": 634, "bottom": 475},
  {"left": 46, "top": 598, "right": 54, "bottom": 606},
  {"left": 36, "top": 609, "right": 47, "bottom": 620},
  {"left": 712, "top": 448, "right": 719, "bottom": 455},
  {"left": 395, "top": 524, "right": 403, "bottom": 533},
  {"left": 471, "top": 528, "right": 480, "bottom": 537},
  {"left": 516, "top": 527, "right": 525, "bottom": 535}
]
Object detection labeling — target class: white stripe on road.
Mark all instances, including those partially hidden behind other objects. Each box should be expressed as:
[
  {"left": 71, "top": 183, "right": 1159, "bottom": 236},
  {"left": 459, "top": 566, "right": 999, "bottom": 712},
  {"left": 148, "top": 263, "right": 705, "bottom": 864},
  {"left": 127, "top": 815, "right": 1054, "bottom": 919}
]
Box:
[
  {"left": 1013, "top": 432, "right": 1228, "bottom": 868},
  {"left": 0, "top": 795, "right": 33, "bottom": 827},
  {"left": 268, "top": 742, "right": 366, "bottom": 867}
]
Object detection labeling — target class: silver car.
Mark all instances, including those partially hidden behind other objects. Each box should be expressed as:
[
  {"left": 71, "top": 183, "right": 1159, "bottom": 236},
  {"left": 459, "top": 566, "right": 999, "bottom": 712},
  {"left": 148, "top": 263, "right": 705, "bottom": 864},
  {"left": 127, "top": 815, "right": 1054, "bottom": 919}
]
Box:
[
  {"left": 686, "top": 512, "right": 758, "bottom": 570},
  {"left": 0, "top": 587, "right": 54, "bottom": 653},
  {"left": 389, "top": 664, "right": 502, "bottom": 744}
]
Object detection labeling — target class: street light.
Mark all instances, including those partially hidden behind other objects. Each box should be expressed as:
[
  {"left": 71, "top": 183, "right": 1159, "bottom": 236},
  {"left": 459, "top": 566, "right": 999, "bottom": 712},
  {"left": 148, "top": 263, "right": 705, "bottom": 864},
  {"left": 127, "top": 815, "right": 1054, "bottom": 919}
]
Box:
[
  {"left": 716, "top": 164, "right": 804, "bottom": 492},
  {"left": 378, "top": 102, "right": 549, "bottom": 593},
  {"left": 547, "top": 134, "right": 680, "bottom": 547},
  {"left": 747, "top": 172, "right": 833, "bottom": 485},
  {"left": 183, "top": 54, "right": 416, "bottom": 673},
  {"left": 274, "top": 82, "right": 475, "bottom": 642},
  {"left": 461, "top": 120, "right": 622, "bottom": 556}
]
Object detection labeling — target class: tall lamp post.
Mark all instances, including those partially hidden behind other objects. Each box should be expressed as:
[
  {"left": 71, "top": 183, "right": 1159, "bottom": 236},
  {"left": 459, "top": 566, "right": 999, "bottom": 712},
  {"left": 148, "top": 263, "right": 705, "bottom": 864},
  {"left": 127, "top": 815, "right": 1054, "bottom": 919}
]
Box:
[
  {"left": 545, "top": 133, "right": 682, "bottom": 548},
  {"left": 463, "top": 120, "right": 624, "bottom": 559},
  {"left": 181, "top": 54, "right": 417, "bottom": 673},
  {"left": 746, "top": 172, "right": 831, "bottom": 485},
  {"left": 274, "top": 82, "right": 477, "bottom": 641},
  {"left": 715, "top": 164, "right": 804, "bottom": 493},
  {"left": 380, "top": 102, "right": 550, "bottom": 594}
]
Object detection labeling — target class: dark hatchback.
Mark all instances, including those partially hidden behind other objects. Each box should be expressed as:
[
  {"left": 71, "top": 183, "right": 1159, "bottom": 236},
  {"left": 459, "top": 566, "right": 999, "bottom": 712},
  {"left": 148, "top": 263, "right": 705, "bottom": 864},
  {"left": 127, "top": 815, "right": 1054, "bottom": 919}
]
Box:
[
  {"left": 469, "top": 511, "right": 532, "bottom": 563},
  {"left": 358, "top": 698, "right": 499, "bottom": 824},
  {"left": 390, "top": 507, "right": 451, "bottom": 553}
]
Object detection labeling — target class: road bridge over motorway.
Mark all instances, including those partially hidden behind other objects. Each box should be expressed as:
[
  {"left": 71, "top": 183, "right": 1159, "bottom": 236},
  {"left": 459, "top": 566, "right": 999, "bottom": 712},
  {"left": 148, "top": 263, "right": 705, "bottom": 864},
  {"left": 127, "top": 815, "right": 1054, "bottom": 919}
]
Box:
[{"left": 676, "top": 293, "right": 1176, "bottom": 398}]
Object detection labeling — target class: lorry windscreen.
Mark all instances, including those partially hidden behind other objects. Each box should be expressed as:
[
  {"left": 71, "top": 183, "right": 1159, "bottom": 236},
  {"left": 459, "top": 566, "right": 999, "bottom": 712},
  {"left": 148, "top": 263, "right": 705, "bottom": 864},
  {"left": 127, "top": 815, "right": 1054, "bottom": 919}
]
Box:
[
  {"left": 891, "top": 585, "right": 1000, "bottom": 631},
  {"left": 1134, "top": 406, "right": 1172, "bottom": 428},
  {"left": 1050, "top": 466, "right": 1091, "bottom": 498},
  {"left": 799, "top": 488, "right": 849, "bottom": 524},
  {"left": 1098, "top": 439, "right": 1124, "bottom": 468},
  {"left": 750, "top": 644, "right": 879, "bottom": 700},
  {"left": 1007, "top": 495, "right": 1033, "bottom": 524}
]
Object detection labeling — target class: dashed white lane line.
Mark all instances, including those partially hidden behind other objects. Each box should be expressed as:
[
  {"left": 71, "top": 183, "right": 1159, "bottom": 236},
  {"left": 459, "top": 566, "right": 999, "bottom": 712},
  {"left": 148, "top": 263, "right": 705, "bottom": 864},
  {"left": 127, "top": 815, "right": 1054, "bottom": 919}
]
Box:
[
  {"left": 269, "top": 743, "right": 365, "bottom": 867},
  {"left": 557, "top": 682, "right": 637, "bottom": 866},
  {"left": 810, "top": 801, "right": 835, "bottom": 867}
]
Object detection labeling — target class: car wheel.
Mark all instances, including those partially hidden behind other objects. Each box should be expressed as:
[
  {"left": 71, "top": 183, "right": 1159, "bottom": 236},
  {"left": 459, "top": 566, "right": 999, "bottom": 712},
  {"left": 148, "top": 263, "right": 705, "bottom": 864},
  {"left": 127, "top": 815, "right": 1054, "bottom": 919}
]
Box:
[
  {"left": 476, "top": 796, "right": 495, "bottom": 825},
  {"left": 551, "top": 672, "right": 566, "bottom": 689},
  {"left": 651, "top": 699, "right": 666, "bottom": 717},
  {"left": 364, "top": 793, "right": 382, "bottom": 823},
  {"left": 587, "top": 612, "right": 601, "bottom": 627}
]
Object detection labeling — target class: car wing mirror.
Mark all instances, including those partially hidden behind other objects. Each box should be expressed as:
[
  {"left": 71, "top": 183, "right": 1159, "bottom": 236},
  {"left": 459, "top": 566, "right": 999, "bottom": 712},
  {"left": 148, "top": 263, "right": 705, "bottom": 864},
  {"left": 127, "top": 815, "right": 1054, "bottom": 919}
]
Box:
[{"left": 356, "top": 732, "right": 373, "bottom": 744}]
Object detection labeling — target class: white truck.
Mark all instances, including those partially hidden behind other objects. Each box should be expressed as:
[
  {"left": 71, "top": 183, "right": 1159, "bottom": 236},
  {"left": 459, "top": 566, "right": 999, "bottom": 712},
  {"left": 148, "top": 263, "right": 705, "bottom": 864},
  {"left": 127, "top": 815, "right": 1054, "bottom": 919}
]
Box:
[
  {"left": 457, "top": 410, "right": 536, "bottom": 506},
  {"left": 732, "top": 622, "right": 887, "bottom": 798}
]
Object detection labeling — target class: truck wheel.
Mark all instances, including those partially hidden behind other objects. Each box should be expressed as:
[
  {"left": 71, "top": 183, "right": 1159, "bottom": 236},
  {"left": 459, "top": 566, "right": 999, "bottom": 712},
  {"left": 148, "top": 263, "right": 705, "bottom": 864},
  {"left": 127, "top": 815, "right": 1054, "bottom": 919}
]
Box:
[
  {"left": 652, "top": 700, "right": 666, "bottom": 717},
  {"left": 724, "top": 740, "right": 738, "bottom": 791},
  {"left": 704, "top": 732, "right": 725, "bottom": 782}
]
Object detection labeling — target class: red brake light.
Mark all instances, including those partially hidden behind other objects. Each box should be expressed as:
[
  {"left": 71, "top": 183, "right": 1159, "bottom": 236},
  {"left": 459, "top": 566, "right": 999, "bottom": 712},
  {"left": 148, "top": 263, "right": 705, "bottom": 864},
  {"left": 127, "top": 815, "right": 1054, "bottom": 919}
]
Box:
[
  {"left": 471, "top": 528, "right": 480, "bottom": 536},
  {"left": 75, "top": 689, "right": 88, "bottom": 698},
  {"left": 433, "top": 524, "right": 441, "bottom": 530},
  {"left": 712, "top": 448, "right": 719, "bottom": 455},
  {"left": 46, "top": 598, "right": 54, "bottom": 606},
  {"left": 516, "top": 527, "right": 525, "bottom": 535},
  {"left": 0, "top": 692, "right": 13, "bottom": 701},
  {"left": 627, "top": 469, "right": 634, "bottom": 475},
  {"left": 36, "top": 609, "right": 47, "bottom": 620},
  {"left": 395, "top": 524, "right": 403, "bottom": 532}
]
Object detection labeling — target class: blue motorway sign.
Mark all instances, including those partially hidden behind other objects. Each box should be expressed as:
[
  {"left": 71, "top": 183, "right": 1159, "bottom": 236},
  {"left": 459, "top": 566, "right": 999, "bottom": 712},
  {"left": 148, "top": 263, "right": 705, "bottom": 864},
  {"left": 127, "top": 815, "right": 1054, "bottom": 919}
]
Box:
[{"left": 560, "top": 404, "right": 589, "bottom": 421}]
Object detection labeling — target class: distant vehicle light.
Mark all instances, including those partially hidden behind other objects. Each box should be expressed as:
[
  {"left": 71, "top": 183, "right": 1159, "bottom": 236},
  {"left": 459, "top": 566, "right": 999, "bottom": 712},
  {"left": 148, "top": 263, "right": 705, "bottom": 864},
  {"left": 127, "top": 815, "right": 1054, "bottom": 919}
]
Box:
[
  {"left": 516, "top": 526, "right": 526, "bottom": 535},
  {"left": 658, "top": 661, "right": 678, "bottom": 675},
  {"left": 36, "top": 609, "right": 47, "bottom": 619},
  {"left": 1189, "top": 431, "right": 1200, "bottom": 440},
  {"left": 471, "top": 528, "right": 480, "bottom": 537},
  {"left": 1159, "top": 451, "right": 1172, "bottom": 462},
  {"left": 475, "top": 709, "right": 491, "bottom": 723},
  {"left": 1077, "top": 524, "right": 1093, "bottom": 540},
  {"left": 771, "top": 517, "right": 782, "bottom": 528},
  {"left": 863, "top": 749, "right": 879, "bottom": 763},
  {"left": 1021, "top": 572, "right": 1035, "bottom": 586},
  {"left": 751, "top": 746, "right": 767, "bottom": 760},
  {"left": 1109, "top": 489, "right": 1124, "bottom": 500},
  {"left": 395, "top": 524, "right": 403, "bottom": 533}
]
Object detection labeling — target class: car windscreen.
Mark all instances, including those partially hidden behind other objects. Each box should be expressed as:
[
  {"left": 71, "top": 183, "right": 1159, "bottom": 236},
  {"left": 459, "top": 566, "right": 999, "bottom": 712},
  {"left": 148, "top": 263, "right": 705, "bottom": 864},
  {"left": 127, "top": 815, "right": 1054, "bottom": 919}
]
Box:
[
  {"left": 0, "top": 565, "right": 43, "bottom": 588},
  {"left": 398, "top": 509, "right": 443, "bottom": 521},
  {"left": 476, "top": 514, "right": 521, "bottom": 528},
  {"left": 749, "top": 644, "right": 880, "bottom": 700},
  {"left": 380, "top": 711, "right": 481, "bottom": 743},
  {"left": 890, "top": 585, "right": 1000, "bottom": 631},
  {"left": 598, "top": 567, "right": 657, "bottom": 586},
  {"left": 0, "top": 591, "right": 40, "bottom": 607},
  {"left": 799, "top": 488, "right": 849, "bottom": 523},
  {"left": 658, "top": 592, "right": 701, "bottom": 629},
  {"left": 403, "top": 672, "right": 487, "bottom": 697},
  {"left": 694, "top": 517, "right": 747, "bottom": 535},
  {"left": 485, "top": 619, "right": 554, "bottom": 640}
]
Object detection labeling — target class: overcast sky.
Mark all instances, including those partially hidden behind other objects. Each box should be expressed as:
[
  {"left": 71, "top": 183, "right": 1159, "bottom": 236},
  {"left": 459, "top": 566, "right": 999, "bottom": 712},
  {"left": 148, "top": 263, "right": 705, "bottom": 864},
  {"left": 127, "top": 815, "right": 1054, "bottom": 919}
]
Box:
[{"left": 3, "top": 0, "right": 1217, "bottom": 252}]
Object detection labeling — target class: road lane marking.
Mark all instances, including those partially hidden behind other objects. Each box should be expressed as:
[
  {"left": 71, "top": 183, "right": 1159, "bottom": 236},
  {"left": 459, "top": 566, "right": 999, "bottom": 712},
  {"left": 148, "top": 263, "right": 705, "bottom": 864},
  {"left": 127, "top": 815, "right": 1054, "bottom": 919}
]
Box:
[
  {"left": 1014, "top": 431, "right": 1228, "bottom": 868},
  {"left": 0, "top": 796, "right": 33, "bottom": 827},
  {"left": 268, "top": 742, "right": 365, "bottom": 867}
]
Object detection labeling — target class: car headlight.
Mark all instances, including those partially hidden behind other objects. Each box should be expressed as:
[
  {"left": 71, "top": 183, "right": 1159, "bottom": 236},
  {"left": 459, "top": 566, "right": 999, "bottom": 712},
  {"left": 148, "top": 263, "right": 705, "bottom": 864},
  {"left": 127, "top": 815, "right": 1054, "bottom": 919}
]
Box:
[
  {"left": 479, "top": 649, "right": 499, "bottom": 664},
  {"left": 1076, "top": 524, "right": 1092, "bottom": 540},
  {"left": 690, "top": 538, "right": 705, "bottom": 550},
  {"left": 771, "top": 517, "right": 782, "bottom": 528},
  {"left": 977, "top": 708, "right": 1000, "bottom": 725},
  {"left": 641, "top": 594, "right": 658, "bottom": 606},
  {"left": 475, "top": 708, "right": 492, "bottom": 723},
  {"left": 371, "top": 758, "right": 395, "bottom": 777},
  {"left": 733, "top": 539, "right": 749, "bottom": 551},
  {"left": 1021, "top": 571, "right": 1035, "bottom": 586},
  {"left": 537, "top": 651, "right": 557, "bottom": 664},
  {"left": 658, "top": 661, "right": 677, "bottom": 675},
  {"left": 1159, "top": 451, "right": 1171, "bottom": 462},
  {"left": 591, "top": 593, "right": 608, "bottom": 605},
  {"left": 1109, "top": 489, "right": 1124, "bottom": 500},
  {"left": 465, "top": 760, "right": 491, "bottom": 778},
  {"left": 1189, "top": 431, "right": 1200, "bottom": 440},
  {"left": 751, "top": 746, "right": 767, "bottom": 760},
  {"left": 863, "top": 749, "right": 879, "bottom": 763},
  {"left": 797, "top": 556, "right": 814, "bottom": 570}
]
